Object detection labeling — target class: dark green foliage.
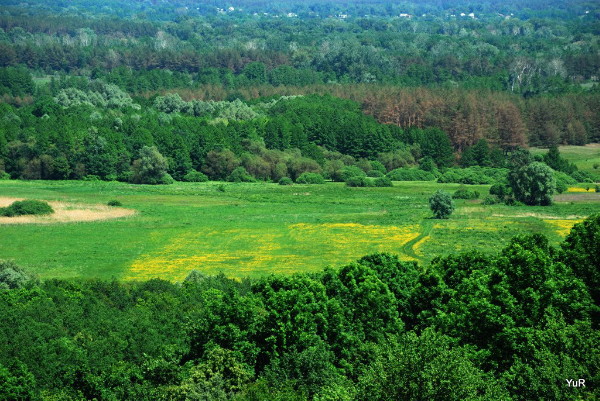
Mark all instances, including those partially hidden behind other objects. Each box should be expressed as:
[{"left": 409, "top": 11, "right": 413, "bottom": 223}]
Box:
[
  {"left": 0, "top": 362, "right": 36, "bottom": 400},
  {"left": 560, "top": 214, "right": 600, "bottom": 304},
  {"left": 570, "top": 170, "right": 594, "bottom": 183},
  {"left": 345, "top": 176, "right": 372, "bottom": 187},
  {"left": 437, "top": 167, "right": 508, "bottom": 185},
  {"left": 227, "top": 167, "right": 255, "bottom": 183},
  {"left": 489, "top": 183, "right": 510, "bottom": 198},
  {"left": 543, "top": 146, "right": 577, "bottom": 175},
  {"left": 508, "top": 162, "right": 556, "bottom": 206},
  {"left": 386, "top": 168, "right": 435, "bottom": 181},
  {"left": 429, "top": 190, "right": 455, "bottom": 219},
  {"left": 553, "top": 171, "right": 576, "bottom": 194},
  {"left": 369, "top": 161, "right": 386, "bottom": 174},
  {"left": 295, "top": 173, "right": 325, "bottom": 184},
  {"left": 418, "top": 156, "right": 438, "bottom": 172},
  {"left": 356, "top": 330, "right": 508, "bottom": 401},
  {"left": 339, "top": 166, "right": 366, "bottom": 182},
  {"left": 0, "top": 200, "right": 53, "bottom": 217},
  {"left": 107, "top": 200, "right": 122, "bottom": 207},
  {"left": 452, "top": 186, "right": 480, "bottom": 199},
  {"left": 278, "top": 177, "right": 293, "bottom": 185},
  {"left": 0, "top": 67, "right": 34, "bottom": 96},
  {"left": 366, "top": 170, "right": 384, "bottom": 178},
  {"left": 373, "top": 176, "right": 392, "bottom": 187},
  {"left": 183, "top": 170, "right": 209, "bottom": 183},
  {"left": 482, "top": 195, "right": 500, "bottom": 205}
]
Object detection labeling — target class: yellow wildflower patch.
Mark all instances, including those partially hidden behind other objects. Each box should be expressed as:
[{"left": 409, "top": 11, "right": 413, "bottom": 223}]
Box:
[
  {"left": 412, "top": 235, "right": 430, "bottom": 257},
  {"left": 543, "top": 219, "right": 584, "bottom": 237},
  {"left": 126, "top": 222, "right": 420, "bottom": 280},
  {"left": 567, "top": 187, "right": 589, "bottom": 192},
  {"left": 432, "top": 220, "right": 500, "bottom": 232}
]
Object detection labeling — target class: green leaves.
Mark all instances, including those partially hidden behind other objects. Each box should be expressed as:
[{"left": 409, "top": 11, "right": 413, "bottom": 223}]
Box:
[{"left": 429, "top": 190, "right": 454, "bottom": 219}]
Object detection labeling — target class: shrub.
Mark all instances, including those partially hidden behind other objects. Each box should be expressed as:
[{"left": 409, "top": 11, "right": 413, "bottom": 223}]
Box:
[
  {"left": 437, "top": 167, "right": 508, "bottom": 185},
  {"left": 107, "top": 200, "right": 122, "bottom": 207},
  {"left": 367, "top": 170, "right": 384, "bottom": 178},
  {"left": 278, "top": 177, "right": 293, "bottom": 185},
  {"left": 452, "top": 186, "right": 479, "bottom": 199},
  {"left": 429, "top": 190, "right": 454, "bottom": 219},
  {"left": 593, "top": 163, "right": 599, "bottom": 170},
  {"left": 370, "top": 160, "right": 387, "bottom": 174},
  {"left": 489, "top": 183, "right": 509, "bottom": 198},
  {"left": 82, "top": 174, "right": 101, "bottom": 181},
  {"left": 503, "top": 197, "right": 523, "bottom": 206},
  {"left": 387, "top": 168, "right": 435, "bottom": 181},
  {"left": 373, "top": 176, "right": 393, "bottom": 187},
  {"left": 340, "top": 166, "right": 367, "bottom": 181},
  {"left": 0, "top": 171, "right": 10, "bottom": 180},
  {"left": 227, "top": 166, "right": 255, "bottom": 182},
  {"left": 570, "top": 170, "right": 594, "bottom": 183},
  {"left": 158, "top": 173, "right": 174, "bottom": 185},
  {"left": 183, "top": 170, "right": 209, "bottom": 182},
  {"left": 554, "top": 171, "right": 576, "bottom": 194},
  {"left": 0, "top": 200, "right": 54, "bottom": 217},
  {"left": 345, "top": 176, "right": 372, "bottom": 187},
  {"left": 216, "top": 184, "right": 226, "bottom": 192},
  {"left": 296, "top": 172, "right": 325, "bottom": 184},
  {"left": 596, "top": 185, "right": 600, "bottom": 193},
  {"left": 482, "top": 195, "right": 500, "bottom": 205}
]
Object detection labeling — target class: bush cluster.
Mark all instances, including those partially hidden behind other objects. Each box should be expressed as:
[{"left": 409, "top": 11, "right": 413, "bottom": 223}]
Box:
[
  {"left": 345, "top": 176, "right": 393, "bottom": 187},
  {"left": 437, "top": 167, "right": 508, "bottom": 185},
  {"left": 296, "top": 172, "right": 325, "bottom": 184},
  {"left": 452, "top": 186, "right": 480, "bottom": 199},
  {"left": 182, "top": 170, "right": 209, "bottom": 183},
  {"left": 0, "top": 200, "right": 54, "bottom": 217},
  {"left": 386, "top": 168, "right": 435, "bottom": 181}
]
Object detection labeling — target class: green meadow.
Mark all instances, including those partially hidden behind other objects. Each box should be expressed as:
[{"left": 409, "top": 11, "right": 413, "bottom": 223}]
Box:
[
  {"left": 531, "top": 143, "right": 600, "bottom": 177},
  {"left": 1, "top": 178, "right": 598, "bottom": 281}
]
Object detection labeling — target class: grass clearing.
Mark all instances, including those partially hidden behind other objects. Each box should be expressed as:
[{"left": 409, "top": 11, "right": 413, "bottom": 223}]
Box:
[
  {"left": 530, "top": 143, "right": 600, "bottom": 178},
  {"left": 0, "top": 179, "right": 597, "bottom": 281}
]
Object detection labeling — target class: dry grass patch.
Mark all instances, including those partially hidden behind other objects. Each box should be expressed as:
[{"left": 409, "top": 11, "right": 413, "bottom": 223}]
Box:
[{"left": 0, "top": 197, "right": 135, "bottom": 224}]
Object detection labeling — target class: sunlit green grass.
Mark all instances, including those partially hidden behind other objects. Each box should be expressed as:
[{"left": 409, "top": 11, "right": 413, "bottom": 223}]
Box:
[
  {"left": 0, "top": 179, "right": 598, "bottom": 281},
  {"left": 530, "top": 143, "right": 600, "bottom": 178}
]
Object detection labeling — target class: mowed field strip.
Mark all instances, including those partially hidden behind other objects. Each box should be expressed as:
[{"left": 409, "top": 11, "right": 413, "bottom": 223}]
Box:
[{"left": 0, "top": 179, "right": 598, "bottom": 281}]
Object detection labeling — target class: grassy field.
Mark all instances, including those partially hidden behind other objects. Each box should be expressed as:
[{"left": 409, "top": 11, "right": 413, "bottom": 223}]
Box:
[
  {"left": 1, "top": 178, "right": 598, "bottom": 281},
  {"left": 530, "top": 143, "right": 600, "bottom": 178}
]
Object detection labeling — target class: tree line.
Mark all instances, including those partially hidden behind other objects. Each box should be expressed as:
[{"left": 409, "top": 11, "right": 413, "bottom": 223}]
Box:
[{"left": 0, "top": 0, "right": 598, "bottom": 94}]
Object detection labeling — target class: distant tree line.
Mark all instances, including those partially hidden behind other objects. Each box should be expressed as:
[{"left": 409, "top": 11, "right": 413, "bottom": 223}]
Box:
[{"left": 0, "top": 0, "right": 598, "bottom": 94}]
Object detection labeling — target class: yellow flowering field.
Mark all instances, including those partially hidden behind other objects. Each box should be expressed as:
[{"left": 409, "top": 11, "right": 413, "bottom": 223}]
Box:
[{"left": 126, "top": 222, "right": 420, "bottom": 280}]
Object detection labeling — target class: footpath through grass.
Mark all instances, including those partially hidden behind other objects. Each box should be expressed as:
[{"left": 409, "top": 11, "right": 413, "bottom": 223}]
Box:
[{"left": 0, "top": 179, "right": 598, "bottom": 281}]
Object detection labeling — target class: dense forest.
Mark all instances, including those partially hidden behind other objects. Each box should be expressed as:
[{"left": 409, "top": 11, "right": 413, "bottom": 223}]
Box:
[
  {"left": 1, "top": 215, "right": 598, "bottom": 400},
  {"left": 0, "top": 0, "right": 599, "bottom": 186}
]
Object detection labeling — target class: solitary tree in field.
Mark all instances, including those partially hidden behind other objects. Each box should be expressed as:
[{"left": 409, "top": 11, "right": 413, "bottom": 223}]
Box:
[
  {"left": 508, "top": 161, "right": 556, "bottom": 206},
  {"left": 429, "top": 190, "right": 454, "bottom": 219}
]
